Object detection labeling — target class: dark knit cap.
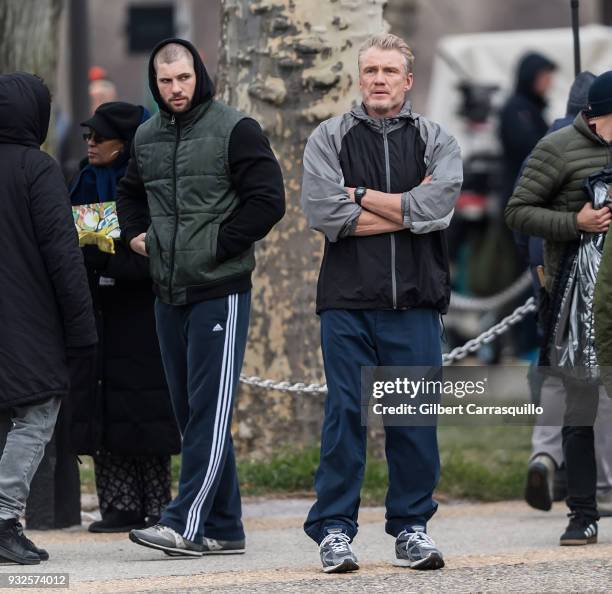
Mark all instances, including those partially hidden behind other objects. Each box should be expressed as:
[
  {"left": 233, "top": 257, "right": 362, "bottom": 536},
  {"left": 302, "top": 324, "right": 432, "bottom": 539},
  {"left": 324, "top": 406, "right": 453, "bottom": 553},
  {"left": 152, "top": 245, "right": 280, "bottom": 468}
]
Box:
[
  {"left": 81, "top": 101, "right": 145, "bottom": 140},
  {"left": 587, "top": 71, "right": 612, "bottom": 119}
]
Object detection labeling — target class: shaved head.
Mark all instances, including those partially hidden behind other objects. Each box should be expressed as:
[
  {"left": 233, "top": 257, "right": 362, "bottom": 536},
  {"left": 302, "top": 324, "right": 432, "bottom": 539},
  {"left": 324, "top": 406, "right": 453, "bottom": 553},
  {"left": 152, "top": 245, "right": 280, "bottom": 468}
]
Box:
[{"left": 153, "top": 43, "right": 194, "bottom": 71}]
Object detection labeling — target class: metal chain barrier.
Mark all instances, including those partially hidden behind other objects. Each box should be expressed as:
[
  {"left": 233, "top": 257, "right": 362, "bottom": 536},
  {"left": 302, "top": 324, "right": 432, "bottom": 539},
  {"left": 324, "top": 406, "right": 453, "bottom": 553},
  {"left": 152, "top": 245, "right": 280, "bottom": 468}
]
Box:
[
  {"left": 239, "top": 296, "right": 538, "bottom": 393},
  {"left": 239, "top": 376, "right": 328, "bottom": 394},
  {"left": 449, "top": 270, "right": 533, "bottom": 312},
  {"left": 442, "top": 296, "right": 537, "bottom": 364}
]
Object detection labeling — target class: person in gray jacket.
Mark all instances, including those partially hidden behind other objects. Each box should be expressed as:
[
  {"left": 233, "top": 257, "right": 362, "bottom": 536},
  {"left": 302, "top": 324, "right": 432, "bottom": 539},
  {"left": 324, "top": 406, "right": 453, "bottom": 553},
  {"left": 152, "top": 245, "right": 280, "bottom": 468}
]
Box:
[{"left": 301, "top": 33, "right": 462, "bottom": 573}]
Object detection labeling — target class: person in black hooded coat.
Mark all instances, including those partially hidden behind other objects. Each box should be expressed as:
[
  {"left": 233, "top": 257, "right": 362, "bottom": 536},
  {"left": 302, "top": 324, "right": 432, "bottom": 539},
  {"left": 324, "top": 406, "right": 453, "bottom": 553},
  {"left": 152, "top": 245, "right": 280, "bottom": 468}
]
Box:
[
  {"left": 499, "top": 52, "right": 557, "bottom": 205},
  {"left": 0, "top": 72, "right": 97, "bottom": 564},
  {"left": 68, "top": 101, "right": 181, "bottom": 533}
]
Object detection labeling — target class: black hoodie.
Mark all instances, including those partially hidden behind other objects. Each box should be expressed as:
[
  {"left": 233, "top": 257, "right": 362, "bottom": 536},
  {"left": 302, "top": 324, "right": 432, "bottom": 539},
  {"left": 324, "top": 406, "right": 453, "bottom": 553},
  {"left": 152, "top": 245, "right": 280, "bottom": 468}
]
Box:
[
  {"left": 0, "top": 72, "right": 96, "bottom": 409},
  {"left": 499, "top": 52, "right": 557, "bottom": 203},
  {"left": 147, "top": 37, "right": 215, "bottom": 114},
  {"left": 117, "top": 38, "right": 285, "bottom": 294}
]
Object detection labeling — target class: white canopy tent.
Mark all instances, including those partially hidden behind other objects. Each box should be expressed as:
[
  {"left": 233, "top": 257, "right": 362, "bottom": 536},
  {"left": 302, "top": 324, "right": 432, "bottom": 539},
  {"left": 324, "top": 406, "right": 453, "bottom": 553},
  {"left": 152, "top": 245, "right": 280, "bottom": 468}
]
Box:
[{"left": 426, "top": 25, "right": 612, "bottom": 158}]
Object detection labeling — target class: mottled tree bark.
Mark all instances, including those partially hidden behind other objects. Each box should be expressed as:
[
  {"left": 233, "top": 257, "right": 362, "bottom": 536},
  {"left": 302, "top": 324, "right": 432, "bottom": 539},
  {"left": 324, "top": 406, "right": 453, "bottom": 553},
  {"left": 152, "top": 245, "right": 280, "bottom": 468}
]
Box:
[
  {"left": 217, "top": 0, "right": 388, "bottom": 454},
  {"left": 0, "top": 0, "right": 62, "bottom": 88}
]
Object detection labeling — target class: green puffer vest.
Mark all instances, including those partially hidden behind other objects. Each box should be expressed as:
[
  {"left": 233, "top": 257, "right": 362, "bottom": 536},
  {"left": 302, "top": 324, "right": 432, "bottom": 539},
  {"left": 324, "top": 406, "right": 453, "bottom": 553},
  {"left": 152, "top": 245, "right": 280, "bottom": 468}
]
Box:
[
  {"left": 505, "top": 113, "right": 612, "bottom": 292},
  {"left": 134, "top": 100, "right": 255, "bottom": 305}
]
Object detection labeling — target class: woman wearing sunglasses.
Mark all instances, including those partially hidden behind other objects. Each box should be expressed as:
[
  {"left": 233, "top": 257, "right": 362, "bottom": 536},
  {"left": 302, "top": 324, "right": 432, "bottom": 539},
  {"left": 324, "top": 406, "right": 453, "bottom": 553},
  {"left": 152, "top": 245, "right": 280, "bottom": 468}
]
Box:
[{"left": 69, "top": 102, "right": 180, "bottom": 533}]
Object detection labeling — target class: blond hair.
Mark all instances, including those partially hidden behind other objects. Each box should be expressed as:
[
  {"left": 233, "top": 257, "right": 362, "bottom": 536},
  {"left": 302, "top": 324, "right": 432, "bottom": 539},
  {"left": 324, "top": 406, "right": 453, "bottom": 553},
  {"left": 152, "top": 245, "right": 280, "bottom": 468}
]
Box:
[{"left": 358, "top": 34, "right": 415, "bottom": 74}]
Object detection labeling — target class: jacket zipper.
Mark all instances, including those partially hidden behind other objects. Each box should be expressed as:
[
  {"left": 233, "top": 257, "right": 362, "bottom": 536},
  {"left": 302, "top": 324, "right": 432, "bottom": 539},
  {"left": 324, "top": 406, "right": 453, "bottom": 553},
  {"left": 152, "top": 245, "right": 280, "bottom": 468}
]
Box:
[
  {"left": 169, "top": 114, "right": 180, "bottom": 302},
  {"left": 382, "top": 119, "right": 397, "bottom": 309}
]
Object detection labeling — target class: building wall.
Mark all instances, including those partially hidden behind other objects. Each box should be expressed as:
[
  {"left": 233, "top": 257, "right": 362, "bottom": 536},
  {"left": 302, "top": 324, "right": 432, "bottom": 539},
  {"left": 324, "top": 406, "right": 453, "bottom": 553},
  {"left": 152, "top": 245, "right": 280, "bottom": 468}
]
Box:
[{"left": 87, "top": 0, "right": 221, "bottom": 107}]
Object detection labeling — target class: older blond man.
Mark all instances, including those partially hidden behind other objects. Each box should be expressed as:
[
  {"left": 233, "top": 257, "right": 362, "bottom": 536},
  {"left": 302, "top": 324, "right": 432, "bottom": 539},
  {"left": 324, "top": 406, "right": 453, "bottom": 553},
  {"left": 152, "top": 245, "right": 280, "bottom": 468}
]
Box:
[{"left": 301, "top": 33, "right": 462, "bottom": 573}]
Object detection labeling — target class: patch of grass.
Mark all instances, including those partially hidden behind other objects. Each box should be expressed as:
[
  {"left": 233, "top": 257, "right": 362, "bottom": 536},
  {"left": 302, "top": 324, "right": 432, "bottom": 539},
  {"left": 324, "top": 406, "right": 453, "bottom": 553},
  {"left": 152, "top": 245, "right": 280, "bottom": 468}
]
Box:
[
  {"left": 233, "top": 425, "right": 532, "bottom": 504},
  {"left": 437, "top": 425, "right": 531, "bottom": 501},
  {"left": 80, "top": 425, "right": 532, "bottom": 504},
  {"left": 238, "top": 447, "right": 320, "bottom": 495}
]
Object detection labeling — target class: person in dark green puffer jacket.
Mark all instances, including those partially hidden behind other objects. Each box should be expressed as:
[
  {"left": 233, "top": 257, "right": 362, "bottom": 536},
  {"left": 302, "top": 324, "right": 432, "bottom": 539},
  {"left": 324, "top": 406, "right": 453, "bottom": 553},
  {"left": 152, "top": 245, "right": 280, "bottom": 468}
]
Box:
[
  {"left": 506, "top": 70, "right": 612, "bottom": 547},
  {"left": 116, "top": 38, "right": 285, "bottom": 557}
]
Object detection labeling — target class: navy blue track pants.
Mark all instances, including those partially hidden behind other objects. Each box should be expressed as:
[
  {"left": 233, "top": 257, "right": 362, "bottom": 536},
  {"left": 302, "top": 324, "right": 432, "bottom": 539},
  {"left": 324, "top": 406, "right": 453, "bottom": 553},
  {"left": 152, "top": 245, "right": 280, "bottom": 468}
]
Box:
[
  {"left": 155, "top": 291, "right": 250, "bottom": 543},
  {"left": 304, "top": 308, "right": 442, "bottom": 544}
]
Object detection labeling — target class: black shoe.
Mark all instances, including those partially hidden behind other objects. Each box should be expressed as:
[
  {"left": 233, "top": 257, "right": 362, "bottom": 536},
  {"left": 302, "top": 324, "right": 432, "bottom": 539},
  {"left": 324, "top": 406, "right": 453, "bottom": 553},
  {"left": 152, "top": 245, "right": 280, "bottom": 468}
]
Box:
[
  {"left": 15, "top": 523, "right": 48, "bottom": 561},
  {"left": 559, "top": 514, "right": 597, "bottom": 546},
  {"left": 525, "top": 454, "right": 556, "bottom": 511},
  {"left": 88, "top": 510, "right": 146, "bottom": 533},
  {"left": 0, "top": 519, "right": 41, "bottom": 565}
]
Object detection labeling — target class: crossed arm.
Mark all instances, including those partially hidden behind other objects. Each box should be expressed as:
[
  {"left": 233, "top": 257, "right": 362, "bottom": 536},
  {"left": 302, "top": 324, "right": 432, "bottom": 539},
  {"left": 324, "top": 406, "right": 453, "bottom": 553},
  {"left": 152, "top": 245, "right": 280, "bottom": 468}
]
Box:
[
  {"left": 346, "top": 179, "right": 431, "bottom": 236},
  {"left": 300, "top": 120, "right": 462, "bottom": 242}
]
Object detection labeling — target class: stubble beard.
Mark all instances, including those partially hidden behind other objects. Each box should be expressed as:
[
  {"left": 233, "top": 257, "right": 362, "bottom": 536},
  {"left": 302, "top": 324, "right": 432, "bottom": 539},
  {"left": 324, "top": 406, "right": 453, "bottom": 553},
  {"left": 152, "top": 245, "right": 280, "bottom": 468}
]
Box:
[
  {"left": 365, "top": 97, "right": 403, "bottom": 118},
  {"left": 166, "top": 97, "right": 191, "bottom": 113}
]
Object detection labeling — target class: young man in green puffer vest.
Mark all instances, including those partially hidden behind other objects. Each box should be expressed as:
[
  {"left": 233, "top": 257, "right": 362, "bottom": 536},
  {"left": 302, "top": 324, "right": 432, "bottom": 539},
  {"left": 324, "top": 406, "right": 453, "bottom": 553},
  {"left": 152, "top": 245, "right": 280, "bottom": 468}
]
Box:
[
  {"left": 117, "top": 38, "right": 285, "bottom": 557},
  {"left": 506, "top": 70, "right": 612, "bottom": 547}
]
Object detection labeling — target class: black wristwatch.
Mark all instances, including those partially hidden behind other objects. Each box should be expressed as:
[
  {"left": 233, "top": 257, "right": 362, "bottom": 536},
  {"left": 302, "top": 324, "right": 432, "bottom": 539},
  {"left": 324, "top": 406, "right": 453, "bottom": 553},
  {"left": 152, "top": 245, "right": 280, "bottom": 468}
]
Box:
[{"left": 354, "top": 186, "right": 367, "bottom": 206}]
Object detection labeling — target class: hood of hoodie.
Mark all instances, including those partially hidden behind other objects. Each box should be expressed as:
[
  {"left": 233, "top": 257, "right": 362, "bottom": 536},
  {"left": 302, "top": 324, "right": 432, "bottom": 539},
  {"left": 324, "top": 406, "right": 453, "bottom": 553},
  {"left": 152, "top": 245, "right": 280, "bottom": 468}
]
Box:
[
  {"left": 515, "top": 52, "right": 557, "bottom": 106},
  {"left": 148, "top": 38, "right": 215, "bottom": 115},
  {"left": 0, "top": 72, "right": 51, "bottom": 147},
  {"left": 566, "top": 71, "right": 596, "bottom": 118}
]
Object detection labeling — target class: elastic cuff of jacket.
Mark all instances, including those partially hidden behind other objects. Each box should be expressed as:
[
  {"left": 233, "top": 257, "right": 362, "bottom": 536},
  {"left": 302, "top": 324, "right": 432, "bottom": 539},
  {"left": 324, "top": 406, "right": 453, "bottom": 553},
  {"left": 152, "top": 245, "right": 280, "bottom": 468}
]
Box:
[
  {"left": 340, "top": 211, "right": 361, "bottom": 238},
  {"left": 401, "top": 192, "right": 412, "bottom": 228},
  {"left": 122, "top": 227, "right": 145, "bottom": 248}
]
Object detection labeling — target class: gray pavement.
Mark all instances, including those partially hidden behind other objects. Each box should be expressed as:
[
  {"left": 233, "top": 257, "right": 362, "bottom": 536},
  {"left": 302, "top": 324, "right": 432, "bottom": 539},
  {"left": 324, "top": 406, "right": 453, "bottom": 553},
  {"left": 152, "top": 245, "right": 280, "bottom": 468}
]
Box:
[{"left": 2, "top": 499, "right": 612, "bottom": 593}]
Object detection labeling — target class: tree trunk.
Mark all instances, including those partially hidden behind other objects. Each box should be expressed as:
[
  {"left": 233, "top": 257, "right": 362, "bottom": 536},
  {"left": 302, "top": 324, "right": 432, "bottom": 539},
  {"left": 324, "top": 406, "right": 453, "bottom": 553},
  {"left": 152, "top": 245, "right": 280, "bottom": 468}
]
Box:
[
  {"left": 0, "top": 0, "right": 62, "bottom": 89},
  {"left": 217, "top": 0, "right": 388, "bottom": 455}
]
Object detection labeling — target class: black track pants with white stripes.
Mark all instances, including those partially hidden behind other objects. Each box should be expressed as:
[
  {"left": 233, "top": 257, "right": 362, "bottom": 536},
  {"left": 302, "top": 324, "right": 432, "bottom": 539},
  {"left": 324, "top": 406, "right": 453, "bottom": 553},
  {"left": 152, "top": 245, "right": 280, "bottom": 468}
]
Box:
[{"left": 155, "top": 291, "right": 250, "bottom": 543}]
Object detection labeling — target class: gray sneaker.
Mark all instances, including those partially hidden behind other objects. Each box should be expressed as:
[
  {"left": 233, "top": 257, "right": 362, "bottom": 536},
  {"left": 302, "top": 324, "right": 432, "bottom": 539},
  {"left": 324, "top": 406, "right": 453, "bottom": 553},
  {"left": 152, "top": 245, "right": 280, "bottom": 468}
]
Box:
[
  {"left": 319, "top": 529, "right": 359, "bottom": 573},
  {"left": 129, "top": 524, "right": 204, "bottom": 557},
  {"left": 164, "top": 537, "right": 246, "bottom": 557},
  {"left": 394, "top": 527, "right": 445, "bottom": 570}
]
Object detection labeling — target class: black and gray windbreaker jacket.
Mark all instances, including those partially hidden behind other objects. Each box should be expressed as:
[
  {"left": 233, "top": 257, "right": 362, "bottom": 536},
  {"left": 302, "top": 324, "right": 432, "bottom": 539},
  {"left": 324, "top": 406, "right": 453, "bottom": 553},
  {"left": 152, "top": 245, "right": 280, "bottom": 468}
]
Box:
[{"left": 301, "top": 101, "right": 463, "bottom": 313}]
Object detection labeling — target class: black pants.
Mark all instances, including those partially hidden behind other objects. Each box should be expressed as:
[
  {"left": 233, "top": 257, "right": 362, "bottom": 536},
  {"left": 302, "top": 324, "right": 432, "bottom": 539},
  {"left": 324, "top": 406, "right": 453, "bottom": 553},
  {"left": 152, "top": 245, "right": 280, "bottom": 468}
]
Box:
[{"left": 562, "top": 378, "right": 599, "bottom": 521}]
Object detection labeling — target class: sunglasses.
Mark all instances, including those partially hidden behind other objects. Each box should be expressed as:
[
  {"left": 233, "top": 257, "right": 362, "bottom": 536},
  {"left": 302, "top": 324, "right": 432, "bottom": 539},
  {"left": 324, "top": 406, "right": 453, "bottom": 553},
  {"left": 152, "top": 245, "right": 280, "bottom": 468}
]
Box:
[{"left": 82, "top": 132, "right": 110, "bottom": 143}]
